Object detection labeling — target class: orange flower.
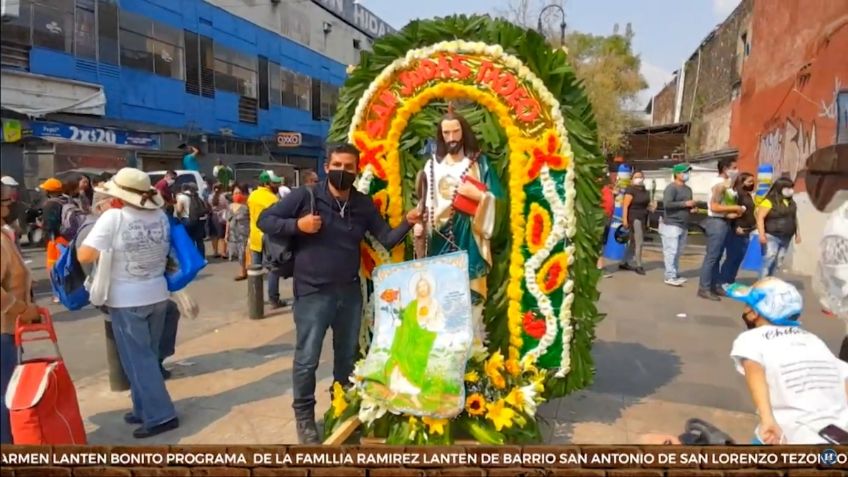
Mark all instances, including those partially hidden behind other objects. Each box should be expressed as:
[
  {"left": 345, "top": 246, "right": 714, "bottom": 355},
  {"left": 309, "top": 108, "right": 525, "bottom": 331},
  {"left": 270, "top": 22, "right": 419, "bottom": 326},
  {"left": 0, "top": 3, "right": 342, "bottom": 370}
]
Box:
[
  {"left": 536, "top": 252, "right": 569, "bottom": 294},
  {"left": 380, "top": 288, "right": 400, "bottom": 304},
  {"left": 528, "top": 131, "right": 568, "bottom": 181},
  {"left": 526, "top": 203, "right": 552, "bottom": 254}
]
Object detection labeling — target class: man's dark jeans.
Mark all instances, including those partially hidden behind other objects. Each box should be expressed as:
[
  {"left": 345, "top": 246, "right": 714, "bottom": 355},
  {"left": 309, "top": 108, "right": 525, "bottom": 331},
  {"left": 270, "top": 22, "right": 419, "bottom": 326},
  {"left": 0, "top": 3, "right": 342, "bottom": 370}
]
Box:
[
  {"left": 718, "top": 231, "right": 750, "bottom": 286},
  {"left": 182, "top": 219, "right": 205, "bottom": 258},
  {"left": 699, "top": 217, "right": 730, "bottom": 292},
  {"left": 251, "top": 251, "right": 280, "bottom": 303},
  {"left": 291, "top": 281, "right": 362, "bottom": 418}
]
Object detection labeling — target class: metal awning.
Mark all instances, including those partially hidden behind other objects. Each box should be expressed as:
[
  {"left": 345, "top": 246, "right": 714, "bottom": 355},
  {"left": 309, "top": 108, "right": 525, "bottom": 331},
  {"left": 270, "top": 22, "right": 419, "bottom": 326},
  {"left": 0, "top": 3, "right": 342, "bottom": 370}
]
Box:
[{"left": 0, "top": 70, "right": 105, "bottom": 117}]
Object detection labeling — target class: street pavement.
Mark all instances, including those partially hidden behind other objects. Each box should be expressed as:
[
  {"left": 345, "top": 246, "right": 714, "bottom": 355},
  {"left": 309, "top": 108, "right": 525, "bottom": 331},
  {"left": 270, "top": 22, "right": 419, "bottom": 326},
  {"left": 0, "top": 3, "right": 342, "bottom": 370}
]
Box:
[{"left": 18, "top": 242, "right": 844, "bottom": 445}]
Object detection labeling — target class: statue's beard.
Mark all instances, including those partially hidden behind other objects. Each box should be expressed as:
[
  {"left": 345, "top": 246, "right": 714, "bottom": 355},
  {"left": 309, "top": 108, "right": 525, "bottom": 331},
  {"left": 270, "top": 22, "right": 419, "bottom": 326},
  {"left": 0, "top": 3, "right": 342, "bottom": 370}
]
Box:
[{"left": 446, "top": 141, "right": 462, "bottom": 155}]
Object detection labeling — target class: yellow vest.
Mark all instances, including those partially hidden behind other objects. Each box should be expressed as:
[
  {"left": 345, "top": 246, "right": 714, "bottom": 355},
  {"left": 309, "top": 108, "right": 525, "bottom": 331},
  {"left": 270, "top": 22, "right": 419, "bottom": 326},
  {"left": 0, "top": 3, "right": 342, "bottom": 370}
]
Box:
[{"left": 247, "top": 187, "right": 279, "bottom": 253}]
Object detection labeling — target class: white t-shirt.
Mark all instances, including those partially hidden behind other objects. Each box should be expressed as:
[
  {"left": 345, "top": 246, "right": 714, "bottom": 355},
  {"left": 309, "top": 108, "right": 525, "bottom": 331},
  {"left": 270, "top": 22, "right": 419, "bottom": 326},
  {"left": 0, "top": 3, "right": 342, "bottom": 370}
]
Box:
[
  {"left": 278, "top": 185, "right": 292, "bottom": 199},
  {"left": 707, "top": 175, "right": 730, "bottom": 218},
  {"left": 730, "top": 325, "right": 848, "bottom": 443},
  {"left": 82, "top": 207, "right": 170, "bottom": 308},
  {"left": 175, "top": 193, "right": 191, "bottom": 219}
]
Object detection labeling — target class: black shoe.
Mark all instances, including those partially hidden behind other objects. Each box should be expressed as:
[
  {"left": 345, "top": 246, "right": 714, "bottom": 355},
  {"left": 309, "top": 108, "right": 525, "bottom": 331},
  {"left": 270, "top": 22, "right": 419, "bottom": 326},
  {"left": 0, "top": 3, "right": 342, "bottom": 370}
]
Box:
[
  {"left": 635, "top": 267, "right": 646, "bottom": 276},
  {"left": 133, "top": 417, "right": 179, "bottom": 439},
  {"left": 296, "top": 418, "right": 320, "bottom": 444},
  {"left": 124, "top": 412, "right": 142, "bottom": 425},
  {"left": 697, "top": 289, "right": 721, "bottom": 301},
  {"left": 712, "top": 286, "right": 727, "bottom": 297},
  {"left": 619, "top": 263, "right": 633, "bottom": 271}
]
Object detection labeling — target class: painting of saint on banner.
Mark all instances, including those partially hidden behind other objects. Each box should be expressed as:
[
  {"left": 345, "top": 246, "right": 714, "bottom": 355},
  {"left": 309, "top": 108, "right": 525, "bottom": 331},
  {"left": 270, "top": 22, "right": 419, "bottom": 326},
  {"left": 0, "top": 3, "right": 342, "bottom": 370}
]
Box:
[{"left": 359, "top": 251, "right": 474, "bottom": 418}]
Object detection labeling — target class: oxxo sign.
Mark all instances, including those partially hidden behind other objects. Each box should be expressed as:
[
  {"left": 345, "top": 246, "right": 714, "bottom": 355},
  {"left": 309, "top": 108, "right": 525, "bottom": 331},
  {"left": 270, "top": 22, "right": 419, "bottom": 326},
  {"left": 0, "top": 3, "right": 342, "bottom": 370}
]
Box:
[{"left": 276, "top": 132, "right": 302, "bottom": 147}]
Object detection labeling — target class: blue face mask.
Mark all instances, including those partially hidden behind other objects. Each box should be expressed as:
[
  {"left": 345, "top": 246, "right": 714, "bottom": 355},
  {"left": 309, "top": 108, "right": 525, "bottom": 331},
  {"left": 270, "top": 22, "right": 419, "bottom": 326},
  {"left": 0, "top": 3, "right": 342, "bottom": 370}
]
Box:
[{"left": 681, "top": 173, "right": 690, "bottom": 182}]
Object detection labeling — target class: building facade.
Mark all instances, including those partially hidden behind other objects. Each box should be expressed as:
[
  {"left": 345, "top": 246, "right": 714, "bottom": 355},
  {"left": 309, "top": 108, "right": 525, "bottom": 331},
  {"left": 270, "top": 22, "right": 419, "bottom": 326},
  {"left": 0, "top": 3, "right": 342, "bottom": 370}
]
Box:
[
  {"left": 0, "top": 0, "right": 393, "bottom": 187},
  {"left": 646, "top": 0, "right": 848, "bottom": 276}
]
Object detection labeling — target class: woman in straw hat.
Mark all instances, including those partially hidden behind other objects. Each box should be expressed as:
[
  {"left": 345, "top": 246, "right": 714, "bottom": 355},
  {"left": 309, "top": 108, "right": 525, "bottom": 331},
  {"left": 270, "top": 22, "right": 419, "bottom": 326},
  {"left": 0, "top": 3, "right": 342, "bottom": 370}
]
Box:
[{"left": 77, "top": 167, "right": 179, "bottom": 439}]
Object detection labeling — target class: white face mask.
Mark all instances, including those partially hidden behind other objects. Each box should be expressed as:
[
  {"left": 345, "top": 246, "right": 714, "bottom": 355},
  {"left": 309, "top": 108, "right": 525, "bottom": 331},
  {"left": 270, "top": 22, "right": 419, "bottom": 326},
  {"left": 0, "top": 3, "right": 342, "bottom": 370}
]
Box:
[
  {"left": 681, "top": 173, "right": 690, "bottom": 182},
  {"left": 782, "top": 188, "right": 794, "bottom": 198},
  {"left": 727, "top": 169, "right": 739, "bottom": 180},
  {"left": 632, "top": 178, "right": 644, "bottom": 186}
]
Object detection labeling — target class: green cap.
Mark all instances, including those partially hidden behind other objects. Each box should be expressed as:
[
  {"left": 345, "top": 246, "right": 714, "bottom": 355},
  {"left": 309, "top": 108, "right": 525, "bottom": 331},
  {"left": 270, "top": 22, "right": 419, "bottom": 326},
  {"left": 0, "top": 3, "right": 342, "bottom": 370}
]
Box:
[
  {"left": 672, "top": 164, "right": 692, "bottom": 175},
  {"left": 258, "top": 170, "right": 282, "bottom": 184}
]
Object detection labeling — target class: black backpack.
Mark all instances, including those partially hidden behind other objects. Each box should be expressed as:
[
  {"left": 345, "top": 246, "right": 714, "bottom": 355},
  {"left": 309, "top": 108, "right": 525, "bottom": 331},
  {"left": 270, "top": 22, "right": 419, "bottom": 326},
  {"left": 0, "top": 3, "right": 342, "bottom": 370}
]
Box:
[
  {"left": 187, "top": 193, "right": 208, "bottom": 225},
  {"left": 259, "top": 187, "right": 315, "bottom": 279}
]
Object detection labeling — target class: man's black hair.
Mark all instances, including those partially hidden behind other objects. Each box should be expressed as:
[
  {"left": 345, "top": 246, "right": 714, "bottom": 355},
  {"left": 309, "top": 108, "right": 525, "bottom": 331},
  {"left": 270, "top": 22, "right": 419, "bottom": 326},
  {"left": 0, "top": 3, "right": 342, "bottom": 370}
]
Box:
[
  {"left": 717, "top": 157, "right": 737, "bottom": 174},
  {"left": 325, "top": 143, "right": 360, "bottom": 165},
  {"left": 435, "top": 112, "right": 480, "bottom": 160}
]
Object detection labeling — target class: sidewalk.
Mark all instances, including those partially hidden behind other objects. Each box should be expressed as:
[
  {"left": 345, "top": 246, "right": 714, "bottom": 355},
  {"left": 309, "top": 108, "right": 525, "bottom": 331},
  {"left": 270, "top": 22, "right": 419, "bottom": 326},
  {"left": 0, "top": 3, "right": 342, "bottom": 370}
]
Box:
[{"left": 72, "top": 250, "right": 844, "bottom": 444}]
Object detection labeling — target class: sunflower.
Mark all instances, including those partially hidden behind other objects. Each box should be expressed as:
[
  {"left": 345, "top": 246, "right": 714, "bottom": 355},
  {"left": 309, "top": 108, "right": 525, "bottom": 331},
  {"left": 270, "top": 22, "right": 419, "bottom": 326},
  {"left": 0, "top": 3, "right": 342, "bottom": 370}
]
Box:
[
  {"left": 465, "top": 393, "right": 486, "bottom": 416},
  {"left": 485, "top": 399, "right": 516, "bottom": 432}
]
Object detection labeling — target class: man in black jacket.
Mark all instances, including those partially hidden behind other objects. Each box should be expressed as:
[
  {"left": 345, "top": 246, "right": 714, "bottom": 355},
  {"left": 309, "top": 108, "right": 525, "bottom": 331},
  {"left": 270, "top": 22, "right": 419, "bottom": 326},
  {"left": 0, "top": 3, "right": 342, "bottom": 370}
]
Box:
[{"left": 258, "top": 143, "right": 421, "bottom": 443}]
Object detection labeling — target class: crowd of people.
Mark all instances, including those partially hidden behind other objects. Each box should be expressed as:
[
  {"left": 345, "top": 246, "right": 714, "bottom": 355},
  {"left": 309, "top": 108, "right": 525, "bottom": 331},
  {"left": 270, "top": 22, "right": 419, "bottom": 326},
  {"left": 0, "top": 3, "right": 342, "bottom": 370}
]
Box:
[{"left": 0, "top": 136, "right": 844, "bottom": 446}]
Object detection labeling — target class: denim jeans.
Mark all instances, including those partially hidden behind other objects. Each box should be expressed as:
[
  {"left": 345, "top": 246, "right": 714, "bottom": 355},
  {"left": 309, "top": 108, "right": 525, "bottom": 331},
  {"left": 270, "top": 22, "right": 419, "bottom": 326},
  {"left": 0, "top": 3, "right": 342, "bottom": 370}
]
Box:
[
  {"left": 110, "top": 301, "right": 177, "bottom": 428},
  {"left": 760, "top": 233, "right": 792, "bottom": 278},
  {"left": 699, "top": 217, "right": 730, "bottom": 291},
  {"left": 291, "top": 281, "right": 362, "bottom": 417},
  {"left": 159, "top": 300, "right": 180, "bottom": 362},
  {"left": 251, "top": 250, "right": 280, "bottom": 302},
  {"left": 719, "top": 231, "right": 750, "bottom": 285},
  {"left": 659, "top": 222, "right": 688, "bottom": 280},
  {"left": 0, "top": 333, "right": 16, "bottom": 444}
]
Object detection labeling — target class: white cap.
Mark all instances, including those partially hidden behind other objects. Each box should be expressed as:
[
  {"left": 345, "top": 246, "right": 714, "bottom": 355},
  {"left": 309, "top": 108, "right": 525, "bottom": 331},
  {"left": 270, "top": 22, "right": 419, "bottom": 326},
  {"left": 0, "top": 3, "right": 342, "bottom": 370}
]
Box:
[{"left": 1, "top": 176, "right": 19, "bottom": 186}]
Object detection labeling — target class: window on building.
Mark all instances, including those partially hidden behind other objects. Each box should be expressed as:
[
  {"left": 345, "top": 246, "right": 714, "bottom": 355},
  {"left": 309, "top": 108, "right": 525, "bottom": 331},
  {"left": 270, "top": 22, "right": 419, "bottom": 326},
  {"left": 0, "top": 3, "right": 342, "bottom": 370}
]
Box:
[
  {"left": 280, "top": 68, "right": 297, "bottom": 108},
  {"left": 74, "top": 0, "right": 96, "bottom": 59},
  {"left": 353, "top": 39, "right": 361, "bottom": 50},
  {"left": 214, "top": 44, "right": 257, "bottom": 98},
  {"left": 97, "top": 0, "right": 119, "bottom": 64},
  {"left": 119, "top": 11, "right": 184, "bottom": 80},
  {"left": 3, "top": 0, "right": 33, "bottom": 46},
  {"left": 837, "top": 91, "right": 848, "bottom": 145},
  {"left": 32, "top": 0, "right": 73, "bottom": 53},
  {"left": 320, "top": 82, "right": 339, "bottom": 120},
  {"left": 311, "top": 77, "right": 321, "bottom": 121},
  {"left": 258, "top": 56, "right": 269, "bottom": 110},
  {"left": 294, "top": 73, "right": 312, "bottom": 112},
  {"left": 269, "top": 62, "right": 282, "bottom": 105}
]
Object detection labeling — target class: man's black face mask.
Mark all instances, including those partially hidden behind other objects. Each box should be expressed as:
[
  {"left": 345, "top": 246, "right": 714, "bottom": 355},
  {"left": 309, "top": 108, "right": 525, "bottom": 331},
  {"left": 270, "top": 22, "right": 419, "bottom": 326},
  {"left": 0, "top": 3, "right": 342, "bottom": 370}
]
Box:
[{"left": 328, "top": 169, "right": 356, "bottom": 191}]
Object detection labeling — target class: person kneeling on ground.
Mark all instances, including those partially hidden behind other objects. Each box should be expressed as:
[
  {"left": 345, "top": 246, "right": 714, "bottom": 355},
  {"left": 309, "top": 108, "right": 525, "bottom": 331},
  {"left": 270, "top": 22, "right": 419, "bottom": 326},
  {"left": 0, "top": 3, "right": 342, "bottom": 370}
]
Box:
[{"left": 726, "top": 277, "right": 848, "bottom": 444}]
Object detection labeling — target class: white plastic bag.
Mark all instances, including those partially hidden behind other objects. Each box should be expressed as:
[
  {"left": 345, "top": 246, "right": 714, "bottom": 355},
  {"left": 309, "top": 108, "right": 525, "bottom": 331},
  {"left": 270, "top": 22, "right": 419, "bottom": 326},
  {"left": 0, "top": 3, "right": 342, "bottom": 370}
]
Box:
[{"left": 86, "top": 210, "right": 122, "bottom": 306}]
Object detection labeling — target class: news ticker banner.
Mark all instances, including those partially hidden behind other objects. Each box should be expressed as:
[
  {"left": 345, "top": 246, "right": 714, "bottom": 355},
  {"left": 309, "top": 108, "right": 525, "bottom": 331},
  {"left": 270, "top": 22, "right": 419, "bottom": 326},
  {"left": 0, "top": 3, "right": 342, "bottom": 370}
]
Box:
[{"left": 0, "top": 445, "right": 846, "bottom": 475}]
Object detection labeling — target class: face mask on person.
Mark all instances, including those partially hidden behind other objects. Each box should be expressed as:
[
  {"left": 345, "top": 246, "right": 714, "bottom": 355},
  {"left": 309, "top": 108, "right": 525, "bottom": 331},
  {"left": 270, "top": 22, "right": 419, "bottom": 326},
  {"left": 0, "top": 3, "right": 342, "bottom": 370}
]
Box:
[
  {"left": 166, "top": 178, "right": 175, "bottom": 186},
  {"left": 727, "top": 168, "right": 739, "bottom": 181},
  {"left": 328, "top": 169, "right": 356, "bottom": 191},
  {"left": 632, "top": 178, "right": 645, "bottom": 186},
  {"left": 232, "top": 192, "right": 246, "bottom": 204},
  {"left": 782, "top": 188, "right": 794, "bottom": 198},
  {"left": 681, "top": 173, "right": 690, "bottom": 182}
]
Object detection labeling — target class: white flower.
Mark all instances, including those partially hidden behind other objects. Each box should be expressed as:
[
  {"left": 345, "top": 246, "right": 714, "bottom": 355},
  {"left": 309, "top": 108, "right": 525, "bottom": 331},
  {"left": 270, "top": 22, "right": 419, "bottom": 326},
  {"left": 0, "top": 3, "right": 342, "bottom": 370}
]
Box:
[
  {"left": 519, "top": 383, "right": 540, "bottom": 416},
  {"left": 359, "top": 394, "right": 388, "bottom": 425}
]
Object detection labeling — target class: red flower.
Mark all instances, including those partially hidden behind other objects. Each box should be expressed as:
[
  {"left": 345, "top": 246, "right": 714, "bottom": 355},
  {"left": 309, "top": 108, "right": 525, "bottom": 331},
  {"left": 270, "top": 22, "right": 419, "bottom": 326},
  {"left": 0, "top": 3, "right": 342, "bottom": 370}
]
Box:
[
  {"left": 523, "top": 311, "right": 546, "bottom": 340},
  {"left": 380, "top": 288, "right": 400, "bottom": 304},
  {"left": 353, "top": 135, "right": 387, "bottom": 180},
  {"left": 544, "top": 263, "right": 563, "bottom": 291},
  {"left": 361, "top": 245, "right": 376, "bottom": 278},
  {"left": 528, "top": 132, "right": 566, "bottom": 181}
]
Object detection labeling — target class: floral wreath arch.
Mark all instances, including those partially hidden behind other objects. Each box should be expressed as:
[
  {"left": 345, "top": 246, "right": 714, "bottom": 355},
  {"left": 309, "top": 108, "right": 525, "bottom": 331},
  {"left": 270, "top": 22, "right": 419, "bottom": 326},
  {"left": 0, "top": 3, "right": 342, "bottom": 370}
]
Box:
[
  {"left": 349, "top": 40, "right": 577, "bottom": 373},
  {"left": 325, "top": 15, "right": 605, "bottom": 444}
]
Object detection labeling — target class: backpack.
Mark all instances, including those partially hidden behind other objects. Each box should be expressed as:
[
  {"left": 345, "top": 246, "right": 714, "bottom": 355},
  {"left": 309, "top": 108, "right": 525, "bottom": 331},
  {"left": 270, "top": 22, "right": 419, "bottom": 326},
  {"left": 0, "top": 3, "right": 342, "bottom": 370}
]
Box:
[
  {"left": 50, "top": 223, "right": 92, "bottom": 311},
  {"left": 186, "top": 193, "right": 208, "bottom": 226},
  {"left": 59, "top": 199, "right": 85, "bottom": 240},
  {"left": 259, "top": 186, "right": 315, "bottom": 279}
]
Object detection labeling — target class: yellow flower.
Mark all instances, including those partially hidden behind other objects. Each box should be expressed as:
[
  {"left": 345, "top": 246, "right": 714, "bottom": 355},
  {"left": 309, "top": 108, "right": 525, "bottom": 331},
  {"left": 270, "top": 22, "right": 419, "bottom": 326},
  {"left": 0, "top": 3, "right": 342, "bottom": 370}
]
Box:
[
  {"left": 505, "top": 387, "right": 525, "bottom": 412},
  {"left": 464, "top": 370, "right": 480, "bottom": 383},
  {"left": 485, "top": 399, "right": 516, "bottom": 432},
  {"left": 421, "top": 416, "right": 448, "bottom": 436},
  {"left": 331, "top": 382, "right": 348, "bottom": 418},
  {"left": 465, "top": 393, "right": 486, "bottom": 416},
  {"left": 484, "top": 350, "right": 506, "bottom": 389},
  {"left": 505, "top": 347, "right": 522, "bottom": 377},
  {"left": 408, "top": 415, "right": 418, "bottom": 427}
]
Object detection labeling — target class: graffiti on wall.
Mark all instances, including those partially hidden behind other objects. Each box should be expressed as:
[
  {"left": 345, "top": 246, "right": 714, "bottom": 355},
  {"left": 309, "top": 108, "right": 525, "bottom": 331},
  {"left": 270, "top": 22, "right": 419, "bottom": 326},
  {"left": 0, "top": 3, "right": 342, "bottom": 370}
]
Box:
[
  {"left": 818, "top": 78, "right": 842, "bottom": 119},
  {"left": 757, "top": 119, "right": 818, "bottom": 179}
]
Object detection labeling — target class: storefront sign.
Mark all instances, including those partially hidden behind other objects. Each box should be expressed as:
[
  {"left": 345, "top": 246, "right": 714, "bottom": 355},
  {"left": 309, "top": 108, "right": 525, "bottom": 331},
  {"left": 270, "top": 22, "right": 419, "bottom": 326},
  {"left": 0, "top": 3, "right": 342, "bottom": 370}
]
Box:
[
  {"left": 276, "top": 132, "right": 302, "bottom": 147},
  {"left": 312, "top": 0, "right": 394, "bottom": 38},
  {"left": 28, "top": 122, "right": 161, "bottom": 150},
  {"left": 2, "top": 119, "right": 21, "bottom": 143}
]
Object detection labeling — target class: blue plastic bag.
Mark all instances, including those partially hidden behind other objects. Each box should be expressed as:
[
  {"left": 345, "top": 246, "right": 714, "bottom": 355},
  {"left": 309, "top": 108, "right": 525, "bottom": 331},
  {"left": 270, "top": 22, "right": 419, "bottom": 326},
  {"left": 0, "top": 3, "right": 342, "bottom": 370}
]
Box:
[
  {"left": 50, "top": 242, "right": 90, "bottom": 311},
  {"left": 166, "top": 216, "right": 206, "bottom": 292}
]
